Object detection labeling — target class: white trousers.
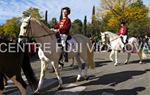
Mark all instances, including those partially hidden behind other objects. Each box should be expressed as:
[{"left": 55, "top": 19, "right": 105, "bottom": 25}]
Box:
[
  {"left": 121, "top": 35, "right": 128, "bottom": 43},
  {"left": 60, "top": 34, "right": 68, "bottom": 47}
]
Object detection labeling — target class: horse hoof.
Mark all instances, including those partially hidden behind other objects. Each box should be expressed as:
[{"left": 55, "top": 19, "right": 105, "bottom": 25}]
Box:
[
  {"left": 58, "top": 86, "right": 63, "bottom": 90},
  {"left": 76, "top": 77, "right": 84, "bottom": 82},
  {"left": 85, "top": 77, "right": 89, "bottom": 80},
  {"left": 76, "top": 79, "right": 80, "bottom": 82},
  {"left": 33, "top": 91, "right": 40, "bottom": 95},
  {"left": 59, "top": 62, "right": 64, "bottom": 67},
  {"left": 114, "top": 64, "right": 118, "bottom": 66},
  {"left": 124, "top": 62, "right": 128, "bottom": 64},
  {"left": 83, "top": 76, "right": 89, "bottom": 80},
  {"left": 76, "top": 78, "right": 81, "bottom": 82},
  {"left": 110, "top": 59, "right": 113, "bottom": 62},
  {"left": 110, "top": 60, "right": 113, "bottom": 62},
  {"left": 70, "top": 64, "right": 74, "bottom": 67}
]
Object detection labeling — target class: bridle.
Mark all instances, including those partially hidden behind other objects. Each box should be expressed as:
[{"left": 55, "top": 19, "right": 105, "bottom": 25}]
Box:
[
  {"left": 101, "top": 33, "right": 120, "bottom": 44},
  {"left": 19, "top": 19, "right": 56, "bottom": 39}
]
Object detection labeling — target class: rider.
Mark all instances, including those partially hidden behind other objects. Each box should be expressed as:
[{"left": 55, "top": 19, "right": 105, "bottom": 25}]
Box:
[
  {"left": 118, "top": 21, "right": 128, "bottom": 48},
  {"left": 51, "top": 7, "right": 71, "bottom": 62}
]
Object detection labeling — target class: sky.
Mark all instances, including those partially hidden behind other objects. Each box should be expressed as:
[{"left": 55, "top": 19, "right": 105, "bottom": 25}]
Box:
[{"left": 0, "top": 0, "right": 150, "bottom": 24}]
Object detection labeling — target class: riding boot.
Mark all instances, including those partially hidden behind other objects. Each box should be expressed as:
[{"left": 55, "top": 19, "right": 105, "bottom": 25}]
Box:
[
  {"left": 64, "top": 52, "right": 68, "bottom": 62},
  {"left": 57, "top": 38, "right": 62, "bottom": 47},
  {"left": 64, "top": 41, "right": 68, "bottom": 62},
  {"left": 58, "top": 53, "right": 64, "bottom": 67}
]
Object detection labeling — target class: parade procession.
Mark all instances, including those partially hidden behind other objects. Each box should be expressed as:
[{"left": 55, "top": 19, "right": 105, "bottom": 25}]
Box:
[{"left": 0, "top": 0, "right": 150, "bottom": 95}]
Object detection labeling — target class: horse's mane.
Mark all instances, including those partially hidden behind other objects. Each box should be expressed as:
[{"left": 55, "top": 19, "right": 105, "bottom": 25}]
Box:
[
  {"left": 30, "top": 18, "right": 50, "bottom": 32},
  {"left": 104, "top": 31, "right": 118, "bottom": 37}
]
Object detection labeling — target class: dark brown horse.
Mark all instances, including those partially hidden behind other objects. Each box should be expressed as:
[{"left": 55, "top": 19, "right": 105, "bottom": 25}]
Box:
[{"left": 0, "top": 38, "right": 38, "bottom": 95}]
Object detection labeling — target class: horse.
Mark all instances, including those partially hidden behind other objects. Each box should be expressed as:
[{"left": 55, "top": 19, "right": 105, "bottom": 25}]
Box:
[
  {"left": 101, "top": 31, "right": 143, "bottom": 66},
  {"left": 0, "top": 38, "right": 38, "bottom": 95},
  {"left": 18, "top": 16, "right": 95, "bottom": 93}
]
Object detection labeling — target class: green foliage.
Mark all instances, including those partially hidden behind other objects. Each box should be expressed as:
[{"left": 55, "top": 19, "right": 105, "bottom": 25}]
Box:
[
  {"left": 0, "top": 7, "right": 42, "bottom": 38},
  {"left": 70, "top": 19, "right": 83, "bottom": 34},
  {"left": 45, "top": 10, "right": 48, "bottom": 24},
  {"left": 2, "top": 17, "right": 21, "bottom": 37},
  {"left": 86, "top": 20, "right": 101, "bottom": 36},
  {"left": 98, "top": 0, "right": 150, "bottom": 37},
  {"left": 23, "top": 7, "right": 42, "bottom": 20},
  {"left": 83, "top": 16, "right": 87, "bottom": 35},
  {"left": 0, "top": 25, "right": 4, "bottom": 36},
  {"left": 48, "top": 18, "right": 58, "bottom": 28}
]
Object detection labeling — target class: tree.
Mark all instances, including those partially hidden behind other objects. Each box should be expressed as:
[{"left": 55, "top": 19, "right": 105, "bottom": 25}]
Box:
[
  {"left": 59, "top": 9, "right": 63, "bottom": 21},
  {"left": 70, "top": 19, "right": 83, "bottom": 34},
  {"left": 83, "top": 16, "right": 87, "bottom": 35},
  {"left": 92, "top": 6, "right": 96, "bottom": 24},
  {"left": 23, "top": 7, "right": 42, "bottom": 20},
  {"left": 2, "top": 17, "right": 21, "bottom": 37},
  {"left": 100, "top": 0, "right": 136, "bottom": 17},
  {"left": 98, "top": 0, "right": 150, "bottom": 36},
  {"left": 0, "top": 25, "right": 4, "bottom": 36},
  {"left": 45, "top": 10, "right": 48, "bottom": 24},
  {"left": 49, "top": 18, "right": 58, "bottom": 28}
]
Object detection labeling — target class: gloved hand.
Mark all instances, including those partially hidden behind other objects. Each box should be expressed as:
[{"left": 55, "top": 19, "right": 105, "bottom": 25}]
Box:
[
  {"left": 119, "top": 34, "right": 123, "bottom": 37},
  {"left": 50, "top": 28, "right": 59, "bottom": 33}
]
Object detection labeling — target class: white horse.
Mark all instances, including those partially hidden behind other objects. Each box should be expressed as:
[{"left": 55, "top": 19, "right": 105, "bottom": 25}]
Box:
[
  {"left": 101, "top": 31, "right": 143, "bottom": 66},
  {"left": 19, "top": 16, "right": 95, "bottom": 93}
]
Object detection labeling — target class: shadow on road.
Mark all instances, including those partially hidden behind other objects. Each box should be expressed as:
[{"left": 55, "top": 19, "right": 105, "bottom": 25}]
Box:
[
  {"left": 130, "top": 59, "right": 150, "bottom": 64},
  {"left": 80, "top": 87, "right": 145, "bottom": 95},
  {"left": 80, "top": 69, "right": 150, "bottom": 86},
  {"left": 95, "top": 60, "right": 111, "bottom": 67},
  {"left": 36, "top": 69, "right": 149, "bottom": 95}
]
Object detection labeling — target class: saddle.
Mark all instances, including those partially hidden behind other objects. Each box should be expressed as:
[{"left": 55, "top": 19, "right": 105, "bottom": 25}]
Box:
[{"left": 56, "top": 34, "right": 77, "bottom": 62}]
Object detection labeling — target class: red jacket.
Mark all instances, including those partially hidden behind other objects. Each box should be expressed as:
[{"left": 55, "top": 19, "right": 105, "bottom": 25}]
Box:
[
  {"left": 118, "top": 26, "right": 128, "bottom": 35},
  {"left": 54, "top": 17, "right": 71, "bottom": 35}
]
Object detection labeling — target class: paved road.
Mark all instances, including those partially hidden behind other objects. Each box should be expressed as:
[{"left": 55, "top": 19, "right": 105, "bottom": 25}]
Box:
[{"left": 3, "top": 52, "right": 150, "bottom": 95}]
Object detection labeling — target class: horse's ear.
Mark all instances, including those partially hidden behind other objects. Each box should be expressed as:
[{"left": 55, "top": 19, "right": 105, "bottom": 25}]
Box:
[
  {"left": 29, "top": 15, "right": 31, "bottom": 19},
  {"left": 27, "top": 15, "right": 31, "bottom": 21},
  {"left": 100, "top": 32, "right": 104, "bottom": 36}
]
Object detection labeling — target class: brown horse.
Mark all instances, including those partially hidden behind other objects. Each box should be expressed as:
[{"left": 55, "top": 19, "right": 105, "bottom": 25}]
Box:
[{"left": 0, "top": 39, "right": 38, "bottom": 95}]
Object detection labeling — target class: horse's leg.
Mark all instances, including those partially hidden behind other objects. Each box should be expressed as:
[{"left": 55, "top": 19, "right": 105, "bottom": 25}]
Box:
[
  {"left": 75, "top": 55, "right": 82, "bottom": 81},
  {"left": 51, "top": 61, "right": 63, "bottom": 90},
  {"left": 124, "top": 53, "right": 131, "bottom": 64},
  {"left": 109, "top": 50, "right": 114, "bottom": 62},
  {"left": 81, "top": 54, "right": 89, "bottom": 80},
  {"left": 34, "top": 60, "right": 47, "bottom": 93},
  {"left": 3, "top": 76, "right": 7, "bottom": 86},
  {"left": 58, "top": 53, "right": 64, "bottom": 68},
  {"left": 114, "top": 50, "right": 118, "bottom": 66},
  {"left": 70, "top": 57, "right": 75, "bottom": 67},
  {"left": 11, "top": 75, "right": 27, "bottom": 95},
  {"left": 138, "top": 50, "right": 143, "bottom": 64},
  {"left": 22, "top": 51, "right": 38, "bottom": 90},
  {"left": 82, "top": 62, "right": 88, "bottom": 80}
]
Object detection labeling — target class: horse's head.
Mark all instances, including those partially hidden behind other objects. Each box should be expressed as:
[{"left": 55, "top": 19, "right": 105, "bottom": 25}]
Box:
[
  {"left": 19, "top": 15, "right": 56, "bottom": 43},
  {"left": 101, "top": 32, "right": 110, "bottom": 45},
  {"left": 20, "top": 16, "right": 31, "bottom": 36}
]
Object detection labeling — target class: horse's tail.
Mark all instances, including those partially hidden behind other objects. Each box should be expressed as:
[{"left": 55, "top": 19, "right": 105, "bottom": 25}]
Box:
[
  {"left": 141, "top": 44, "right": 147, "bottom": 59},
  {"left": 73, "top": 34, "right": 95, "bottom": 69},
  {"left": 131, "top": 37, "right": 145, "bottom": 59},
  {"left": 21, "top": 46, "right": 38, "bottom": 90},
  {"left": 87, "top": 44, "right": 95, "bottom": 69}
]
